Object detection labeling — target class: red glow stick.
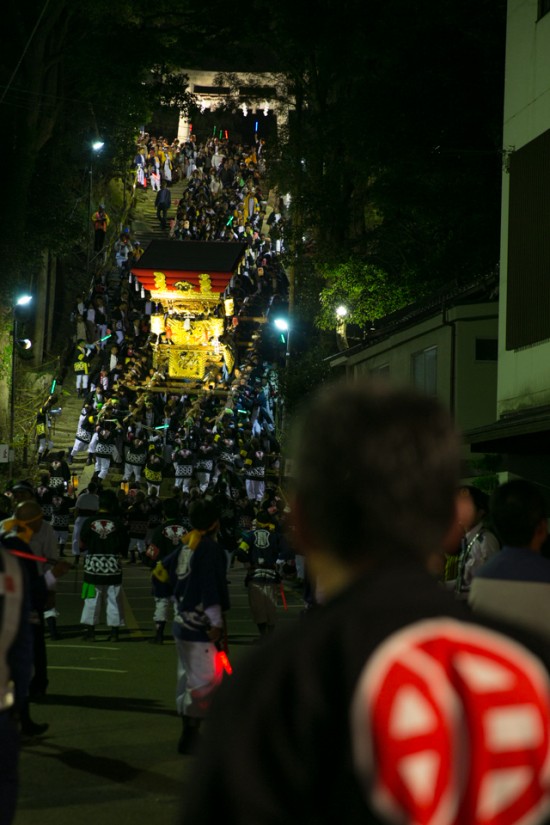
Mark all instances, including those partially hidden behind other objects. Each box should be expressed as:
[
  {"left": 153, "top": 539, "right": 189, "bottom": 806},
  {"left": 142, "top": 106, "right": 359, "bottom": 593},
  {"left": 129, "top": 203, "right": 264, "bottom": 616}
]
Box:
[
  {"left": 9, "top": 550, "right": 48, "bottom": 563},
  {"left": 216, "top": 649, "right": 233, "bottom": 675}
]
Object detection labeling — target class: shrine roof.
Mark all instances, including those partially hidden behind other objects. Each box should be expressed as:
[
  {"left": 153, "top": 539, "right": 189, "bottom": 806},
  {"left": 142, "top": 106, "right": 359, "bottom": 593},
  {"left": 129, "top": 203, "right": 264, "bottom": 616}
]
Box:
[{"left": 132, "top": 240, "right": 248, "bottom": 274}]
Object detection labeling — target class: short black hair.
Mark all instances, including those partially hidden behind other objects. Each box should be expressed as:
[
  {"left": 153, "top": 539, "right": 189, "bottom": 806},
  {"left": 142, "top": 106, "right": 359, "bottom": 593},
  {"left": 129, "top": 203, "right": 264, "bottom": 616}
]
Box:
[
  {"left": 163, "top": 498, "right": 180, "bottom": 519},
  {"left": 490, "top": 479, "right": 547, "bottom": 547},
  {"left": 459, "top": 484, "right": 490, "bottom": 515},
  {"left": 291, "top": 378, "right": 460, "bottom": 564},
  {"left": 98, "top": 488, "right": 120, "bottom": 514},
  {"left": 189, "top": 498, "right": 219, "bottom": 532}
]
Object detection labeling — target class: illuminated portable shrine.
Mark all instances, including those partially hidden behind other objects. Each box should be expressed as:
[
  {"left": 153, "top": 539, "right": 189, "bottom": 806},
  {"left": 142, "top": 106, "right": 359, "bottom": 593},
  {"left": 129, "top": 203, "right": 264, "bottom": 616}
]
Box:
[{"left": 131, "top": 240, "right": 247, "bottom": 382}]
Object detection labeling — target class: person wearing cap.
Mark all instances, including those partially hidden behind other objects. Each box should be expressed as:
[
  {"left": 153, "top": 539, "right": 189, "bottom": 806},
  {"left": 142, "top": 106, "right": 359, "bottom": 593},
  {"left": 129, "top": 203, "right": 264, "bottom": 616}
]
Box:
[{"left": 155, "top": 497, "right": 229, "bottom": 754}]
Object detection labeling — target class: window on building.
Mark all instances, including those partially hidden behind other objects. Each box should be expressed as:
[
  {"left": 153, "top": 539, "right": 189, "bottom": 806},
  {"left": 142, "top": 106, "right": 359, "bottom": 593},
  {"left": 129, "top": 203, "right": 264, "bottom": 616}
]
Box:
[
  {"left": 538, "top": 0, "right": 550, "bottom": 20},
  {"left": 411, "top": 347, "right": 437, "bottom": 395},
  {"left": 475, "top": 338, "right": 498, "bottom": 361},
  {"left": 370, "top": 363, "right": 390, "bottom": 378}
]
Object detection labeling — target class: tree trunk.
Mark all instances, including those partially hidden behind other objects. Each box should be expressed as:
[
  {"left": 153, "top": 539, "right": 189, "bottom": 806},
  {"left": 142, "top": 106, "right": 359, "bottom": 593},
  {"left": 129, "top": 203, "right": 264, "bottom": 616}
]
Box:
[
  {"left": 33, "top": 250, "right": 49, "bottom": 367},
  {"left": 46, "top": 253, "right": 57, "bottom": 353},
  {"left": 0, "top": 310, "right": 12, "bottom": 440}
]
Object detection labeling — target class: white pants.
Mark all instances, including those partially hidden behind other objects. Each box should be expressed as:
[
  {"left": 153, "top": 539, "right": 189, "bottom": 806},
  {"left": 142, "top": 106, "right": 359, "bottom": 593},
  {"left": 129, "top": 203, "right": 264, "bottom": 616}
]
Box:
[
  {"left": 72, "top": 516, "right": 87, "bottom": 557},
  {"left": 80, "top": 584, "right": 125, "bottom": 627},
  {"left": 175, "top": 476, "right": 192, "bottom": 492},
  {"left": 37, "top": 436, "right": 53, "bottom": 455},
  {"left": 174, "top": 638, "right": 223, "bottom": 719},
  {"left": 128, "top": 537, "right": 145, "bottom": 555},
  {"left": 71, "top": 438, "right": 90, "bottom": 455},
  {"left": 95, "top": 455, "right": 111, "bottom": 479},
  {"left": 123, "top": 463, "right": 142, "bottom": 482},
  {"left": 245, "top": 479, "right": 265, "bottom": 501},
  {"left": 153, "top": 597, "right": 174, "bottom": 623},
  {"left": 196, "top": 471, "right": 210, "bottom": 492},
  {"left": 75, "top": 374, "right": 89, "bottom": 390},
  {"left": 295, "top": 554, "right": 305, "bottom": 579}
]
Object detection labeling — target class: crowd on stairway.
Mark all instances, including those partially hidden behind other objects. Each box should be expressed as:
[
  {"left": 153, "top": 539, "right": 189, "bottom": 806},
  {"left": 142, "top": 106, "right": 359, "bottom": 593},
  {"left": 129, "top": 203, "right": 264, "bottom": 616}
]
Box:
[
  {"left": 34, "top": 130, "right": 291, "bottom": 503},
  {"left": 67, "top": 131, "right": 289, "bottom": 504},
  {"left": 10, "top": 128, "right": 300, "bottom": 641},
  {"left": 0, "top": 129, "right": 304, "bottom": 783}
]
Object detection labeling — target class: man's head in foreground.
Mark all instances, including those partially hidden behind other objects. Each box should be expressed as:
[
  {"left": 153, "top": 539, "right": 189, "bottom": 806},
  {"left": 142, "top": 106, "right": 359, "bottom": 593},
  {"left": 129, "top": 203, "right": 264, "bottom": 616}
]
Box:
[{"left": 290, "top": 378, "right": 461, "bottom": 595}]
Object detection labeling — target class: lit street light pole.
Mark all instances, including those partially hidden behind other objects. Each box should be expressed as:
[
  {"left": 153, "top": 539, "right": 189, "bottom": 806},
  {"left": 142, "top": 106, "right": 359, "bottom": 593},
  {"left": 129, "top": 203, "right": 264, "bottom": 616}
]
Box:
[
  {"left": 335, "top": 304, "right": 349, "bottom": 351},
  {"left": 273, "top": 317, "right": 291, "bottom": 366},
  {"left": 86, "top": 140, "right": 105, "bottom": 282},
  {"left": 273, "top": 317, "right": 291, "bottom": 453},
  {"left": 9, "top": 294, "right": 32, "bottom": 478}
]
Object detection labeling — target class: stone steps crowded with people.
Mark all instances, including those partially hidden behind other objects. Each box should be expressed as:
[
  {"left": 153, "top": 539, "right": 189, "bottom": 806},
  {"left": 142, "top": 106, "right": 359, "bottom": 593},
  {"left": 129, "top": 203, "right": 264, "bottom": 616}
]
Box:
[{"left": 25, "top": 130, "right": 305, "bottom": 651}]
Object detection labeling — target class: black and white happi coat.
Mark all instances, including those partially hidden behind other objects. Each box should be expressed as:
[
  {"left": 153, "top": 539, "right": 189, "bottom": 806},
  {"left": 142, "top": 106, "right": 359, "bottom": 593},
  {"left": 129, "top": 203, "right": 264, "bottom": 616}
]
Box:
[
  {"left": 172, "top": 448, "right": 195, "bottom": 481},
  {"left": 95, "top": 428, "right": 117, "bottom": 457},
  {"left": 80, "top": 511, "right": 127, "bottom": 586},
  {"left": 123, "top": 438, "right": 148, "bottom": 471}
]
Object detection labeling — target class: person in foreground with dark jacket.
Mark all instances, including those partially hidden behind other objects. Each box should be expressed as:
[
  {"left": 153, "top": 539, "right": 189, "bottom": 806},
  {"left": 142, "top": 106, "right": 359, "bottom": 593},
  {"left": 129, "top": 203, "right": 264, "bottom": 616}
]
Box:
[{"left": 180, "top": 378, "right": 550, "bottom": 825}]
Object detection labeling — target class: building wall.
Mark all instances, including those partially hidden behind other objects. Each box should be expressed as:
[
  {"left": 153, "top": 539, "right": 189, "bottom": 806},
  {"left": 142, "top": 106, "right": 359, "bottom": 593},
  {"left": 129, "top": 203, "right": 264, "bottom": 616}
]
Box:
[
  {"left": 498, "top": 0, "right": 550, "bottom": 416},
  {"left": 343, "top": 304, "right": 498, "bottom": 438},
  {"left": 454, "top": 311, "right": 499, "bottom": 432}
]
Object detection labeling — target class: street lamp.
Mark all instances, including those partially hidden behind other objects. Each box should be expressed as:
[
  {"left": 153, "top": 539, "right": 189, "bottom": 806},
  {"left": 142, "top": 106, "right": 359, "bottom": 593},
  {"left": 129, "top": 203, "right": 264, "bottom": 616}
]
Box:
[
  {"left": 87, "top": 139, "right": 105, "bottom": 278},
  {"left": 273, "top": 317, "right": 290, "bottom": 363},
  {"left": 335, "top": 305, "right": 349, "bottom": 351},
  {"left": 272, "top": 317, "right": 291, "bottom": 443},
  {"left": 10, "top": 294, "right": 32, "bottom": 477}
]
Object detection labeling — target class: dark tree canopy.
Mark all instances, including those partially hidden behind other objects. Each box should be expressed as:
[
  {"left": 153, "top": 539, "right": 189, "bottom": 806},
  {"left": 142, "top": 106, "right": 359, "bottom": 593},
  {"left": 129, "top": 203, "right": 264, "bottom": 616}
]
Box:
[{"left": 0, "top": 0, "right": 506, "bottom": 340}]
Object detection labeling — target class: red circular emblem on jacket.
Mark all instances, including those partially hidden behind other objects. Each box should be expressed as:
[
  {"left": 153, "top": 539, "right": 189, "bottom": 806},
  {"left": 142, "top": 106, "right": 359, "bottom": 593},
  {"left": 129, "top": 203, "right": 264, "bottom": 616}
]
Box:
[{"left": 351, "top": 619, "right": 550, "bottom": 825}]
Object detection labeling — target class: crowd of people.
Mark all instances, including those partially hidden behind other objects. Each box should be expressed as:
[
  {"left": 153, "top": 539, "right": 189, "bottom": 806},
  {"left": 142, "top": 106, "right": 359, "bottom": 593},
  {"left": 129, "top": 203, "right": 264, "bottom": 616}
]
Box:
[
  {"left": 8, "top": 127, "right": 550, "bottom": 825},
  {"left": 1, "top": 129, "right": 299, "bottom": 783},
  {"left": 36, "top": 130, "right": 292, "bottom": 523}
]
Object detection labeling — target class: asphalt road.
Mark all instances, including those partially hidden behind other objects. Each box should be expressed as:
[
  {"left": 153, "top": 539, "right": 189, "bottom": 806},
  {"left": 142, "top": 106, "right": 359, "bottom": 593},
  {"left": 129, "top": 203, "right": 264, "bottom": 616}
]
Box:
[{"left": 13, "top": 562, "right": 304, "bottom": 825}]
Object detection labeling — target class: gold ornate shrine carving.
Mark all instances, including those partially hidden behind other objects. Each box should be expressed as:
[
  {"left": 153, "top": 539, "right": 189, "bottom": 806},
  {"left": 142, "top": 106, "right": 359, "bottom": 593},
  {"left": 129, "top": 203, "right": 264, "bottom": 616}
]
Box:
[{"left": 149, "top": 271, "right": 227, "bottom": 381}]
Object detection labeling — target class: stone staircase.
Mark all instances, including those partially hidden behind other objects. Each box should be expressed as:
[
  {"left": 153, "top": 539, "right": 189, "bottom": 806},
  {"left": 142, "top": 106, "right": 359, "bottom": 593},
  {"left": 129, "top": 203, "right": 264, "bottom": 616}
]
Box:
[
  {"left": 130, "top": 177, "right": 188, "bottom": 248},
  {"left": 41, "top": 174, "right": 192, "bottom": 492},
  {"left": 39, "top": 170, "right": 273, "bottom": 493}
]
